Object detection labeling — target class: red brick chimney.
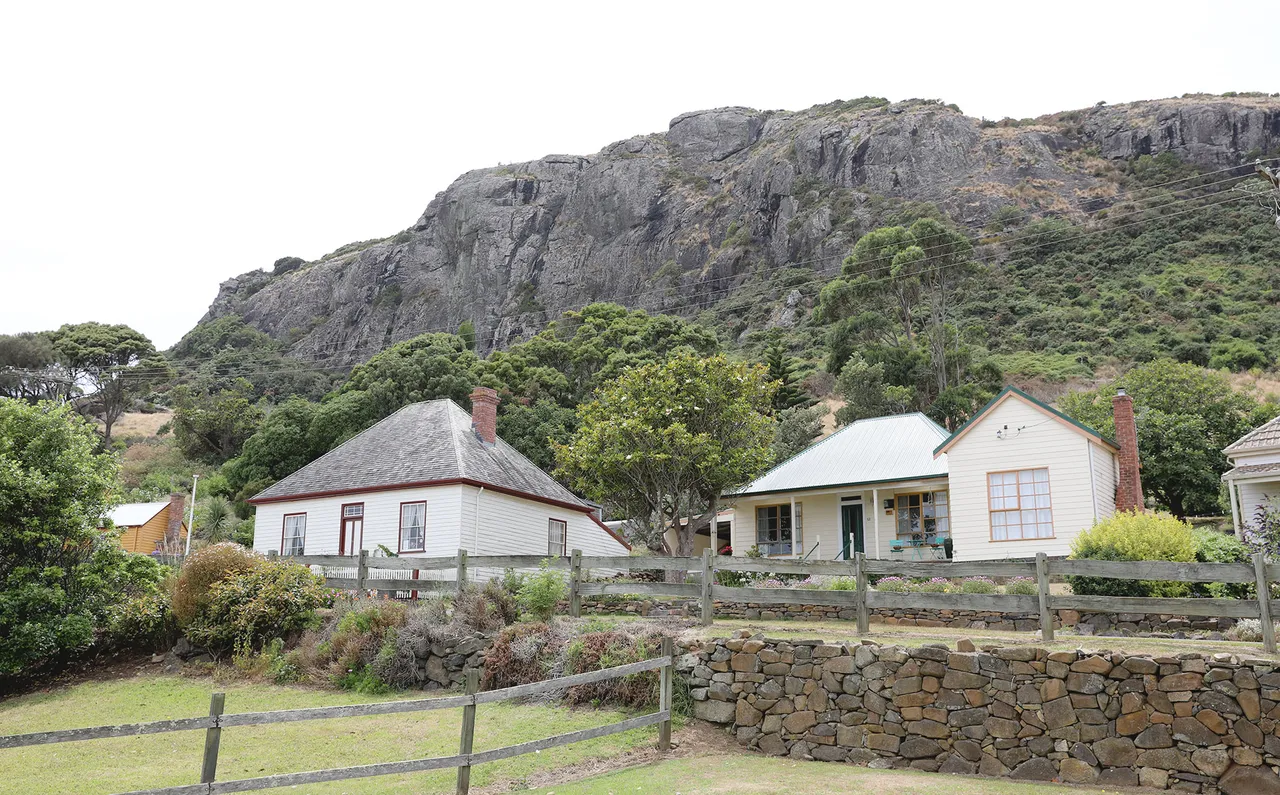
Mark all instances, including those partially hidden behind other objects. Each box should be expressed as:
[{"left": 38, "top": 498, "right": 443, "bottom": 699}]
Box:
[
  {"left": 1112, "top": 388, "right": 1144, "bottom": 511},
  {"left": 166, "top": 492, "right": 186, "bottom": 548},
  {"left": 469, "top": 387, "right": 499, "bottom": 445}
]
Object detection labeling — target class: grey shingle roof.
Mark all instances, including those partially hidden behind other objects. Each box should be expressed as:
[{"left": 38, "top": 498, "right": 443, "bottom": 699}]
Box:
[
  {"left": 729, "top": 413, "right": 951, "bottom": 497},
  {"left": 1222, "top": 461, "right": 1280, "bottom": 481},
  {"left": 249, "top": 400, "right": 588, "bottom": 508},
  {"left": 1225, "top": 415, "right": 1280, "bottom": 455}
]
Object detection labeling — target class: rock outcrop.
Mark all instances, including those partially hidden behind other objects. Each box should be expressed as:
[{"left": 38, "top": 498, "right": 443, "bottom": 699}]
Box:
[{"left": 199, "top": 94, "right": 1280, "bottom": 363}]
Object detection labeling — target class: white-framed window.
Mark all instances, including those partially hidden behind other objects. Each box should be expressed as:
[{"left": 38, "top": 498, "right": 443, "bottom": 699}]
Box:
[
  {"left": 548, "top": 519, "right": 567, "bottom": 557},
  {"left": 282, "top": 513, "right": 306, "bottom": 556},
  {"left": 399, "top": 502, "right": 426, "bottom": 552},
  {"left": 989, "top": 468, "right": 1054, "bottom": 540}
]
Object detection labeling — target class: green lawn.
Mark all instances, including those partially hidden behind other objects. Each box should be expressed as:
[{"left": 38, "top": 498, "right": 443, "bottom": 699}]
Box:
[
  {"left": 0, "top": 674, "right": 656, "bottom": 794},
  {"left": 537, "top": 754, "right": 1123, "bottom": 794}
]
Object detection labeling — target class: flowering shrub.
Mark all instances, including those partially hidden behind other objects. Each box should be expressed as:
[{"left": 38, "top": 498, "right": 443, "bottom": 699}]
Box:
[
  {"left": 874, "top": 576, "right": 910, "bottom": 592},
  {"left": 960, "top": 577, "right": 997, "bottom": 595},
  {"left": 912, "top": 578, "right": 952, "bottom": 593},
  {"left": 1004, "top": 577, "right": 1037, "bottom": 596},
  {"left": 753, "top": 578, "right": 788, "bottom": 589}
]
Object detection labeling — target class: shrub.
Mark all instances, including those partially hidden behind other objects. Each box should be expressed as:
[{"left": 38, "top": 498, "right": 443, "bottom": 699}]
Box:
[
  {"left": 184, "top": 558, "right": 328, "bottom": 653},
  {"left": 912, "top": 578, "right": 952, "bottom": 593},
  {"left": 483, "top": 622, "right": 559, "bottom": 690},
  {"left": 564, "top": 630, "right": 662, "bottom": 708},
  {"left": 172, "top": 543, "right": 259, "bottom": 625},
  {"left": 1225, "top": 619, "right": 1280, "bottom": 643},
  {"left": 1004, "top": 577, "right": 1037, "bottom": 596},
  {"left": 960, "top": 577, "right": 997, "bottom": 594},
  {"left": 517, "top": 561, "right": 566, "bottom": 621},
  {"left": 289, "top": 598, "right": 409, "bottom": 690},
  {"left": 1067, "top": 511, "right": 1196, "bottom": 598},
  {"left": 108, "top": 587, "right": 176, "bottom": 651},
  {"left": 1193, "top": 527, "right": 1252, "bottom": 599},
  {"left": 874, "top": 576, "right": 910, "bottom": 592}
]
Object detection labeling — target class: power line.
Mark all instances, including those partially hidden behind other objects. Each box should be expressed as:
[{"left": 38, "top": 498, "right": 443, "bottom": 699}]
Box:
[
  {"left": 113, "top": 187, "right": 1253, "bottom": 381},
  {"left": 128, "top": 167, "right": 1261, "bottom": 377}
]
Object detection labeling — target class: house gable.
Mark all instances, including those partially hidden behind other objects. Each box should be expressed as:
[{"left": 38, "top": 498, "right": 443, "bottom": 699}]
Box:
[{"left": 934, "top": 387, "right": 1117, "bottom": 458}]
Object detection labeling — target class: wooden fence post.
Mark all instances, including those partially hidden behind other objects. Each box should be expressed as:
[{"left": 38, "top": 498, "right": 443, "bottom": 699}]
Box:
[
  {"left": 659, "top": 636, "right": 673, "bottom": 752},
  {"left": 1036, "top": 552, "right": 1054, "bottom": 642},
  {"left": 854, "top": 552, "right": 869, "bottom": 635},
  {"left": 200, "top": 692, "right": 225, "bottom": 784},
  {"left": 456, "top": 667, "right": 479, "bottom": 795},
  {"left": 700, "top": 549, "right": 713, "bottom": 627},
  {"left": 356, "top": 549, "right": 369, "bottom": 597},
  {"left": 1254, "top": 552, "right": 1276, "bottom": 654},
  {"left": 456, "top": 548, "right": 469, "bottom": 595},
  {"left": 569, "top": 549, "right": 582, "bottom": 617}
]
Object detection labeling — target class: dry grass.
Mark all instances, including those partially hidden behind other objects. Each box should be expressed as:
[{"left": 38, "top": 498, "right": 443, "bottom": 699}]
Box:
[{"left": 108, "top": 411, "right": 172, "bottom": 440}]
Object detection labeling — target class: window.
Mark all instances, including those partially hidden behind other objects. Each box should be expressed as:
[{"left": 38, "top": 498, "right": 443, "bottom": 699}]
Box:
[
  {"left": 399, "top": 502, "right": 426, "bottom": 552},
  {"left": 548, "top": 519, "right": 567, "bottom": 557},
  {"left": 895, "top": 492, "right": 949, "bottom": 540},
  {"left": 989, "top": 469, "right": 1053, "bottom": 540},
  {"left": 343, "top": 504, "right": 364, "bottom": 518},
  {"left": 755, "top": 505, "right": 793, "bottom": 555},
  {"left": 282, "top": 513, "right": 306, "bottom": 556}
]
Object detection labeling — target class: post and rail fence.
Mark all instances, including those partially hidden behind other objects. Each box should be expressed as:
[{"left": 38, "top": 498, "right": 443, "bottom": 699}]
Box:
[
  {"left": 0, "top": 640, "right": 674, "bottom": 795},
  {"left": 294, "top": 548, "right": 1280, "bottom": 654}
]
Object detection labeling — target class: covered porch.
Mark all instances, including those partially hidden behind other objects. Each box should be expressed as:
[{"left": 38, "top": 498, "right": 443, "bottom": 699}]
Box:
[
  {"left": 1224, "top": 463, "right": 1280, "bottom": 538},
  {"left": 727, "top": 476, "right": 952, "bottom": 562}
]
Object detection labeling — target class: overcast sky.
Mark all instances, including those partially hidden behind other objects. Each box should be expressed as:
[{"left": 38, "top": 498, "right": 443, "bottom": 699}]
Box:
[{"left": 1, "top": 1, "right": 1271, "bottom": 348}]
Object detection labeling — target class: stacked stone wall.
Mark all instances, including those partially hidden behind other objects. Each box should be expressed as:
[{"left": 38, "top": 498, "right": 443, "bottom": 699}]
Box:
[{"left": 677, "top": 632, "right": 1280, "bottom": 793}]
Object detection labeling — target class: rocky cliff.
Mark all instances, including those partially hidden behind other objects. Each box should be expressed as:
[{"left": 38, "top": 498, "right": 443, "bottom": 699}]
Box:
[{"left": 199, "top": 94, "right": 1280, "bottom": 363}]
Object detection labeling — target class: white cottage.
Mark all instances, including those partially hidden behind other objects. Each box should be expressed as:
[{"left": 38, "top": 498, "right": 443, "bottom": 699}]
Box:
[
  {"left": 249, "top": 388, "right": 629, "bottom": 568},
  {"left": 725, "top": 386, "right": 1143, "bottom": 563},
  {"left": 1222, "top": 415, "right": 1280, "bottom": 537}
]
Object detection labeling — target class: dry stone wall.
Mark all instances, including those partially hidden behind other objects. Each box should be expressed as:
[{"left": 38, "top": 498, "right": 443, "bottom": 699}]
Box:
[
  {"left": 676, "top": 632, "right": 1280, "bottom": 793},
  {"left": 411, "top": 632, "right": 492, "bottom": 689}
]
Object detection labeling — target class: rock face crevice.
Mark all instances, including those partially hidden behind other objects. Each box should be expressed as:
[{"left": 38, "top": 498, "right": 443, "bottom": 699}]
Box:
[
  {"left": 680, "top": 633, "right": 1280, "bottom": 793},
  {"left": 199, "top": 95, "right": 1280, "bottom": 364}
]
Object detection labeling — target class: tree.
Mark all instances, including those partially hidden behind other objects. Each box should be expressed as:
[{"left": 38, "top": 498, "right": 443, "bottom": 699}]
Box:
[
  {"left": 1060, "top": 360, "right": 1277, "bottom": 517},
  {"left": 51, "top": 322, "right": 164, "bottom": 443},
  {"left": 496, "top": 399, "right": 578, "bottom": 474},
  {"left": 170, "top": 379, "right": 264, "bottom": 463},
  {"left": 772, "top": 404, "right": 829, "bottom": 464},
  {"left": 764, "top": 340, "right": 808, "bottom": 412},
  {"left": 196, "top": 496, "right": 240, "bottom": 544},
  {"left": 222, "top": 398, "right": 320, "bottom": 505},
  {"left": 555, "top": 353, "right": 775, "bottom": 556},
  {"left": 834, "top": 354, "right": 914, "bottom": 425},
  {"left": 0, "top": 333, "right": 71, "bottom": 402},
  {"left": 0, "top": 400, "right": 163, "bottom": 677},
  {"left": 457, "top": 320, "right": 477, "bottom": 351}
]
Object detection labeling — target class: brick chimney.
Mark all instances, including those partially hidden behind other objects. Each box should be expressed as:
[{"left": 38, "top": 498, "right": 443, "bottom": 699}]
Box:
[
  {"left": 1112, "top": 388, "right": 1144, "bottom": 511},
  {"left": 166, "top": 492, "right": 186, "bottom": 548},
  {"left": 469, "top": 387, "right": 499, "bottom": 445}
]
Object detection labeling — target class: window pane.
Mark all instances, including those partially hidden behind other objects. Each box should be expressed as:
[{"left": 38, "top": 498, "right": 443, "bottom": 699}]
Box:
[
  {"left": 934, "top": 492, "right": 948, "bottom": 506},
  {"left": 992, "top": 524, "right": 1007, "bottom": 540},
  {"left": 935, "top": 518, "right": 949, "bottom": 534},
  {"left": 1034, "top": 469, "right": 1049, "bottom": 482},
  {"left": 401, "top": 503, "right": 425, "bottom": 550}
]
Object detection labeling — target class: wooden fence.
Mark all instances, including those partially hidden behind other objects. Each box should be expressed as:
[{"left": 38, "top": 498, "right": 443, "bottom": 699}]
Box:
[
  {"left": 295, "top": 549, "right": 1280, "bottom": 654},
  {"left": 0, "top": 640, "right": 674, "bottom": 795}
]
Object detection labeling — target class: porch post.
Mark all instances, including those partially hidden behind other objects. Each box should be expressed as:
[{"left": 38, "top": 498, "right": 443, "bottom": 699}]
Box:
[
  {"left": 790, "top": 495, "right": 798, "bottom": 557},
  {"left": 872, "top": 488, "right": 881, "bottom": 559},
  {"left": 1229, "top": 478, "right": 1243, "bottom": 538}
]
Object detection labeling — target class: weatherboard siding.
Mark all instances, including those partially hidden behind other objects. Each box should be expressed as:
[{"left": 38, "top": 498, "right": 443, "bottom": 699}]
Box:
[
  {"left": 119, "top": 510, "right": 185, "bottom": 554},
  {"left": 946, "top": 397, "right": 1099, "bottom": 562},
  {"left": 1089, "top": 439, "right": 1117, "bottom": 523}
]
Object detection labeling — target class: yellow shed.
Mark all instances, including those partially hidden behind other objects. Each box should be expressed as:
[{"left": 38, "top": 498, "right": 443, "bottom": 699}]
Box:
[{"left": 108, "top": 494, "right": 188, "bottom": 554}]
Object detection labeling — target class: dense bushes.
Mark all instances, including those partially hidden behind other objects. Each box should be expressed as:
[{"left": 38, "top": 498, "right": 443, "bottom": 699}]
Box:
[
  {"left": 1192, "top": 527, "right": 1252, "bottom": 598},
  {"left": 171, "top": 543, "right": 259, "bottom": 625},
  {"left": 184, "top": 558, "right": 328, "bottom": 654},
  {"left": 1067, "top": 511, "right": 1197, "bottom": 597}
]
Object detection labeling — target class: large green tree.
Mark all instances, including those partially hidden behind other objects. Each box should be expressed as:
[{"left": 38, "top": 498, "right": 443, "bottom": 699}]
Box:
[
  {"left": 1060, "top": 360, "right": 1278, "bottom": 517},
  {"left": 555, "top": 353, "right": 775, "bottom": 555},
  {"left": 52, "top": 322, "right": 165, "bottom": 443},
  {"left": 0, "top": 332, "right": 71, "bottom": 402},
  {"left": 0, "top": 400, "right": 163, "bottom": 677},
  {"left": 170, "top": 379, "right": 264, "bottom": 463}
]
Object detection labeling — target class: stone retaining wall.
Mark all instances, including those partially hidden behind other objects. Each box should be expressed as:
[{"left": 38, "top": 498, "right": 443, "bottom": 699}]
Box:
[
  {"left": 676, "top": 632, "right": 1280, "bottom": 793},
  {"left": 411, "top": 632, "right": 492, "bottom": 689},
  {"left": 577, "top": 596, "right": 1237, "bottom": 638}
]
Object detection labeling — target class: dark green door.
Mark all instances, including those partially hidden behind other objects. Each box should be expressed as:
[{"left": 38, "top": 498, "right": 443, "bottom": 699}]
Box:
[{"left": 840, "top": 503, "right": 864, "bottom": 559}]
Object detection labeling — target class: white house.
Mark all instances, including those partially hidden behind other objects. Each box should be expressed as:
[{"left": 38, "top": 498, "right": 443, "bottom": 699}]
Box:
[
  {"left": 1222, "top": 414, "right": 1280, "bottom": 537},
  {"left": 249, "top": 388, "right": 629, "bottom": 574},
  {"left": 725, "top": 386, "right": 1143, "bottom": 563}
]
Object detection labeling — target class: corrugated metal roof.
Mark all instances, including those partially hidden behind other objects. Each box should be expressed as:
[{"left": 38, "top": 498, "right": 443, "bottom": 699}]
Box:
[
  {"left": 729, "top": 413, "right": 950, "bottom": 497},
  {"left": 1225, "top": 415, "right": 1280, "bottom": 454},
  {"left": 107, "top": 501, "right": 169, "bottom": 527}
]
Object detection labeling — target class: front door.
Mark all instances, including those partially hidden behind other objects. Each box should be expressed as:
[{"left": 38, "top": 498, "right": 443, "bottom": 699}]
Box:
[
  {"left": 840, "top": 503, "right": 864, "bottom": 559},
  {"left": 340, "top": 504, "right": 364, "bottom": 556}
]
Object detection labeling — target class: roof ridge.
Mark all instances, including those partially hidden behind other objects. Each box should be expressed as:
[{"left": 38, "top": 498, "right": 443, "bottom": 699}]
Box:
[{"left": 1226, "top": 412, "right": 1280, "bottom": 452}]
